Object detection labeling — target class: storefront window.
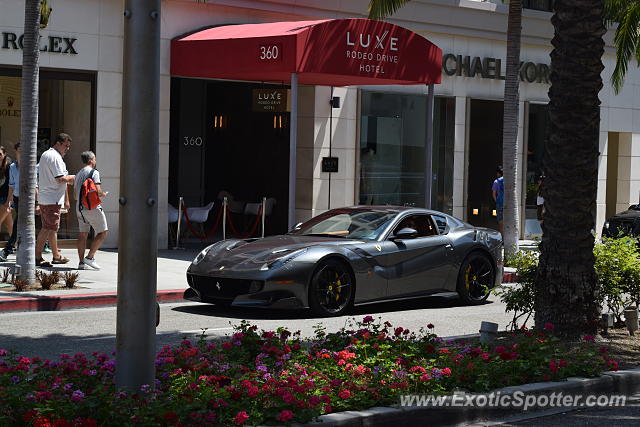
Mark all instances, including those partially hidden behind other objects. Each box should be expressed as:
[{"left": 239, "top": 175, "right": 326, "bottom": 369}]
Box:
[
  {"left": 359, "top": 92, "right": 454, "bottom": 211},
  {"left": 525, "top": 103, "right": 549, "bottom": 212},
  {"left": 0, "top": 69, "right": 94, "bottom": 239}
]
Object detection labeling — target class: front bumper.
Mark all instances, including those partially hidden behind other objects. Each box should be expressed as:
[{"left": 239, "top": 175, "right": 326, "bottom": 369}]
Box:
[{"left": 184, "top": 273, "right": 307, "bottom": 309}]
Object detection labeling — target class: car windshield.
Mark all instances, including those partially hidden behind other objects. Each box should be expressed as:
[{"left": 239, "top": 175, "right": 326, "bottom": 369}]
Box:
[{"left": 289, "top": 208, "right": 399, "bottom": 240}]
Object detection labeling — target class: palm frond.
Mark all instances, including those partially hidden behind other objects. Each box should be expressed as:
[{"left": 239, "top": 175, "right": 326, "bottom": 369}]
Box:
[
  {"left": 604, "top": 0, "right": 635, "bottom": 26},
  {"left": 610, "top": 2, "right": 640, "bottom": 93},
  {"left": 367, "top": 0, "right": 413, "bottom": 20}
]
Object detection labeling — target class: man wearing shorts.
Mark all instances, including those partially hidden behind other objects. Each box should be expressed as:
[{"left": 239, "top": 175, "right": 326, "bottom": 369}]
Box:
[
  {"left": 74, "top": 151, "right": 108, "bottom": 270},
  {"left": 36, "top": 133, "right": 75, "bottom": 267}
]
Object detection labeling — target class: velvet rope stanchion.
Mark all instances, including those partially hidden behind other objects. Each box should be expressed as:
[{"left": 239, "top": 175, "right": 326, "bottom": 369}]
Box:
[
  {"left": 225, "top": 204, "right": 263, "bottom": 239},
  {"left": 182, "top": 203, "right": 224, "bottom": 240}
]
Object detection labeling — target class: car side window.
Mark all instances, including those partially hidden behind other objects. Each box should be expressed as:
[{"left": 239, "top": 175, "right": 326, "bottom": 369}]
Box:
[
  {"left": 432, "top": 215, "right": 448, "bottom": 234},
  {"left": 393, "top": 215, "right": 437, "bottom": 238}
]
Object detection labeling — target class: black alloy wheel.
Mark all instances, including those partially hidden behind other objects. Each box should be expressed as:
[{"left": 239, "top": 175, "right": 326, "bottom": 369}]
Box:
[
  {"left": 457, "top": 252, "right": 495, "bottom": 304},
  {"left": 308, "top": 259, "right": 354, "bottom": 317}
]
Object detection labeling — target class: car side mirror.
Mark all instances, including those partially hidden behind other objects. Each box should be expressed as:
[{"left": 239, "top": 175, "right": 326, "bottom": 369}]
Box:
[
  {"left": 291, "top": 222, "right": 303, "bottom": 232},
  {"left": 392, "top": 227, "right": 418, "bottom": 240}
]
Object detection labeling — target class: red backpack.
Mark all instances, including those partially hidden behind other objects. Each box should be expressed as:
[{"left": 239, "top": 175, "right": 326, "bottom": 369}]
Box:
[{"left": 79, "top": 169, "right": 100, "bottom": 210}]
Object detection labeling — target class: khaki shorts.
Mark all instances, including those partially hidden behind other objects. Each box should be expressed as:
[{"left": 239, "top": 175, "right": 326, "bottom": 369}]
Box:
[
  {"left": 77, "top": 206, "right": 108, "bottom": 234},
  {"left": 41, "top": 204, "right": 61, "bottom": 231}
]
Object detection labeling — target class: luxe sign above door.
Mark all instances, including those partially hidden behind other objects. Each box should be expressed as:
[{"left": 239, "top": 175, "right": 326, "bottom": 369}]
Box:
[{"left": 252, "top": 89, "right": 291, "bottom": 112}]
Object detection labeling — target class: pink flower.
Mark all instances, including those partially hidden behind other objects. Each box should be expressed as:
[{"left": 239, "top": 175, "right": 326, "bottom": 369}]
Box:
[
  {"left": 222, "top": 342, "right": 233, "bottom": 350},
  {"left": 609, "top": 360, "right": 619, "bottom": 371},
  {"left": 234, "top": 411, "right": 250, "bottom": 425},
  {"left": 419, "top": 374, "right": 431, "bottom": 381},
  {"left": 410, "top": 366, "right": 427, "bottom": 374},
  {"left": 363, "top": 315, "right": 374, "bottom": 323},
  {"left": 549, "top": 361, "right": 558, "bottom": 373},
  {"left": 338, "top": 389, "right": 351, "bottom": 399},
  {"left": 544, "top": 323, "right": 554, "bottom": 331},
  {"left": 494, "top": 346, "right": 506, "bottom": 354},
  {"left": 278, "top": 410, "right": 294, "bottom": 422},
  {"left": 441, "top": 367, "right": 452, "bottom": 376}
]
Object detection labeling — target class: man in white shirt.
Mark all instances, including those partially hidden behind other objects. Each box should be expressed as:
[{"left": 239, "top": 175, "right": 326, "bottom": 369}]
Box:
[{"left": 36, "top": 133, "right": 75, "bottom": 266}]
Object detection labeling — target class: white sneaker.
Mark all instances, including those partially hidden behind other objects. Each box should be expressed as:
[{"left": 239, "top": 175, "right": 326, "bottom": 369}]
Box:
[
  {"left": 78, "top": 263, "right": 88, "bottom": 270},
  {"left": 83, "top": 257, "right": 101, "bottom": 270}
]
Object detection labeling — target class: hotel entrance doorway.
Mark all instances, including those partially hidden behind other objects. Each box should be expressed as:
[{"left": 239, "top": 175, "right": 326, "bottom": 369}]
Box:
[{"left": 169, "top": 79, "right": 290, "bottom": 236}]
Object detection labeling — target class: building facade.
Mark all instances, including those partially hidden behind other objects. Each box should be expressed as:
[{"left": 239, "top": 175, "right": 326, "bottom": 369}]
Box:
[{"left": 0, "top": 0, "right": 637, "bottom": 247}]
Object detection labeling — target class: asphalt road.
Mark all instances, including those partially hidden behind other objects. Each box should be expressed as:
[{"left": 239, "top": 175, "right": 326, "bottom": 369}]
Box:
[{"left": 0, "top": 295, "right": 512, "bottom": 360}]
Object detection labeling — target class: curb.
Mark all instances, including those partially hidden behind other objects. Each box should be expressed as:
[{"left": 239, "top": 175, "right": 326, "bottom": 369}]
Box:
[
  {"left": 0, "top": 289, "right": 185, "bottom": 312},
  {"left": 298, "top": 368, "right": 640, "bottom": 426}
]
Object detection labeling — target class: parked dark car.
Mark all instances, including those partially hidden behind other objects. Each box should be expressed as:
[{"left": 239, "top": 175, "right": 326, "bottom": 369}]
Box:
[
  {"left": 602, "top": 205, "right": 640, "bottom": 238},
  {"left": 184, "top": 206, "right": 503, "bottom": 317}
]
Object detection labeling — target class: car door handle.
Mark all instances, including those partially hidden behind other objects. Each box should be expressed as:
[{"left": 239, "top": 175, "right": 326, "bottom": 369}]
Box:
[{"left": 445, "top": 244, "right": 453, "bottom": 250}]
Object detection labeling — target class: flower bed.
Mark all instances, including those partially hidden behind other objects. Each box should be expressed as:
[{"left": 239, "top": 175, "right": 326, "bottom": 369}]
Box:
[{"left": 0, "top": 318, "right": 618, "bottom": 426}]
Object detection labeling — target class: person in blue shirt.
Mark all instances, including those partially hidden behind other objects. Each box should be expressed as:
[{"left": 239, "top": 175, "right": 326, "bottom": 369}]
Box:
[{"left": 491, "top": 165, "right": 504, "bottom": 235}]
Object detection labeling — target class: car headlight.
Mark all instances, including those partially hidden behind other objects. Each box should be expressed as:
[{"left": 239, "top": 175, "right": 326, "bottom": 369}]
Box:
[
  {"left": 193, "top": 245, "right": 214, "bottom": 265},
  {"left": 261, "top": 248, "right": 308, "bottom": 270}
]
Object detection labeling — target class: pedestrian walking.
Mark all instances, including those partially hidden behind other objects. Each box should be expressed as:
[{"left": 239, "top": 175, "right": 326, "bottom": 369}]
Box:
[
  {"left": 35, "top": 133, "right": 75, "bottom": 267},
  {"left": 1, "top": 143, "right": 21, "bottom": 261},
  {"left": 492, "top": 166, "right": 504, "bottom": 235},
  {"left": 74, "top": 151, "right": 108, "bottom": 270},
  {"left": 536, "top": 174, "right": 545, "bottom": 225},
  {"left": 0, "top": 147, "right": 13, "bottom": 259}
]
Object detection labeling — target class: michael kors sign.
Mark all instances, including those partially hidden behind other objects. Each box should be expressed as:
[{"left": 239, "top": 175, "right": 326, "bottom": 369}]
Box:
[
  {"left": 2, "top": 31, "right": 78, "bottom": 55},
  {"left": 442, "top": 53, "right": 550, "bottom": 84}
]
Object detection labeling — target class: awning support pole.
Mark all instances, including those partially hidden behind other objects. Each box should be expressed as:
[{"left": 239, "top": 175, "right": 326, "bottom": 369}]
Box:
[
  {"left": 425, "top": 83, "right": 435, "bottom": 209},
  {"left": 288, "top": 72, "right": 298, "bottom": 230}
]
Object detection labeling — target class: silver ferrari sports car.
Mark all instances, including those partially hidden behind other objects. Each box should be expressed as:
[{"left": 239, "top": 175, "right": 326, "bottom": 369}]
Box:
[{"left": 184, "top": 206, "right": 503, "bottom": 316}]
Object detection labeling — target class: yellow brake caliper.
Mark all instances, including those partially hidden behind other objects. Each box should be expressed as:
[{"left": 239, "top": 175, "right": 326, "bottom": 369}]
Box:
[
  {"left": 465, "top": 265, "right": 472, "bottom": 289},
  {"left": 335, "top": 273, "right": 341, "bottom": 300}
]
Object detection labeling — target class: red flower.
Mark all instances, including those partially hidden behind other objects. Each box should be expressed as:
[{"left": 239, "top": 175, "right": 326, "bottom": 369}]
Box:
[
  {"left": 494, "top": 346, "right": 506, "bottom": 353},
  {"left": 163, "top": 412, "right": 179, "bottom": 425},
  {"left": 394, "top": 327, "right": 404, "bottom": 336},
  {"left": 222, "top": 342, "right": 233, "bottom": 350},
  {"left": 363, "top": 315, "right": 374, "bottom": 323},
  {"left": 233, "top": 411, "right": 250, "bottom": 425},
  {"left": 559, "top": 359, "right": 568, "bottom": 368},
  {"left": 278, "top": 410, "right": 294, "bottom": 422},
  {"left": 410, "top": 366, "right": 427, "bottom": 374},
  {"left": 425, "top": 344, "right": 435, "bottom": 353},
  {"left": 543, "top": 323, "right": 554, "bottom": 331},
  {"left": 324, "top": 404, "right": 333, "bottom": 413},
  {"left": 582, "top": 334, "right": 595, "bottom": 342},
  {"left": 439, "top": 348, "right": 451, "bottom": 355},
  {"left": 608, "top": 360, "right": 619, "bottom": 371},
  {"left": 549, "top": 361, "right": 558, "bottom": 373},
  {"left": 419, "top": 374, "right": 431, "bottom": 381},
  {"left": 427, "top": 323, "right": 435, "bottom": 329},
  {"left": 441, "top": 367, "right": 452, "bottom": 376},
  {"left": 338, "top": 389, "right": 351, "bottom": 399}
]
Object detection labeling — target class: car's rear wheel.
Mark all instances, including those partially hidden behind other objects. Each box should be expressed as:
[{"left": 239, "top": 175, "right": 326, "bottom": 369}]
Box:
[
  {"left": 308, "top": 259, "right": 354, "bottom": 317},
  {"left": 457, "top": 252, "right": 495, "bottom": 304}
]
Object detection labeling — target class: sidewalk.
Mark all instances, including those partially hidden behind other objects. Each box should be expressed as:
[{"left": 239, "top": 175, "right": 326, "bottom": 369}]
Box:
[
  {"left": 0, "top": 247, "right": 199, "bottom": 312},
  {"left": 0, "top": 242, "right": 525, "bottom": 313}
]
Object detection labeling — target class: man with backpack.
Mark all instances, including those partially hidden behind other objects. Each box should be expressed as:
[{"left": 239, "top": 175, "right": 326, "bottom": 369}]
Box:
[{"left": 74, "top": 151, "right": 108, "bottom": 270}]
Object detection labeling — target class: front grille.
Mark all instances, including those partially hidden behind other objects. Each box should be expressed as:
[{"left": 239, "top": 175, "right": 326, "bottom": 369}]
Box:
[{"left": 187, "top": 275, "right": 262, "bottom": 299}]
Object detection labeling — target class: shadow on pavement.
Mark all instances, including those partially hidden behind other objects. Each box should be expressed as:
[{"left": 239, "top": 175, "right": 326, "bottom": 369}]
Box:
[{"left": 172, "top": 296, "right": 494, "bottom": 321}]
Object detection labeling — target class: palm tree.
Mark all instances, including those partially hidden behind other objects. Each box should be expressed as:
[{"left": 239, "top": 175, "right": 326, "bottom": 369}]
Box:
[
  {"left": 367, "top": 0, "right": 522, "bottom": 257},
  {"left": 534, "top": 0, "right": 604, "bottom": 336},
  {"left": 16, "top": 0, "right": 47, "bottom": 284},
  {"left": 604, "top": 0, "right": 640, "bottom": 93},
  {"left": 501, "top": 0, "right": 522, "bottom": 258}
]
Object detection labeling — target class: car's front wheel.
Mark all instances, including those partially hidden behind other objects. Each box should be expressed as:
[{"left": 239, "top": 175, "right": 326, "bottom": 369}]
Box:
[
  {"left": 456, "top": 252, "right": 495, "bottom": 304},
  {"left": 308, "top": 259, "right": 354, "bottom": 317}
]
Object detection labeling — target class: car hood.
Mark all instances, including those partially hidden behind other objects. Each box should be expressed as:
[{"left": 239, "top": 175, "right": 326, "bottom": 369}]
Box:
[
  {"left": 609, "top": 210, "right": 640, "bottom": 221},
  {"left": 191, "top": 235, "right": 360, "bottom": 272}
]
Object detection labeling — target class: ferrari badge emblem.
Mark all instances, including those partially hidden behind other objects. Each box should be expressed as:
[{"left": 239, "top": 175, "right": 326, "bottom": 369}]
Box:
[{"left": 375, "top": 244, "right": 382, "bottom": 252}]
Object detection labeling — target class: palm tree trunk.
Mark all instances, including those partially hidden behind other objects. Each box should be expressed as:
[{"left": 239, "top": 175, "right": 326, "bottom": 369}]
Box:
[
  {"left": 534, "top": 0, "right": 605, "bottom": 336},
  {"left": 16, "top": 0, "right": 41, "bottom": 284},
  {"left": 502, "top": 0, "right": 523, "bottom": 258}
]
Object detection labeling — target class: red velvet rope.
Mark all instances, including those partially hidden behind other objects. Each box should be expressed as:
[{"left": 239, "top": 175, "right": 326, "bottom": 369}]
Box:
[{"left": 180, "top": 202, "right": 263, "bottom": 240}]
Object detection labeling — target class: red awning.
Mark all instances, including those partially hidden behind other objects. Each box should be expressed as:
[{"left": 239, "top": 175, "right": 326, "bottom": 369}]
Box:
[{"left": 171, "top": 19, "right": 442, "bottom": 86}]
